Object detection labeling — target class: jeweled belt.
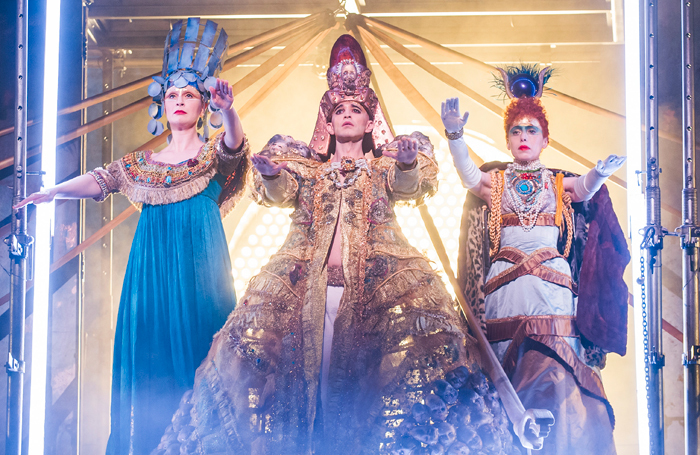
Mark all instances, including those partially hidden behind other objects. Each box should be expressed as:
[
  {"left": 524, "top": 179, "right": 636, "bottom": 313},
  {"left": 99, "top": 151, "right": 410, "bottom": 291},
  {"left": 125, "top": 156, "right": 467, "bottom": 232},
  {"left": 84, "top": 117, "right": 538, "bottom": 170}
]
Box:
[
  {"left": 500, "top": 212, "right": 556, "bottom": 227},
  {"left": 484, "top": 246, "right": 577, "bottom": 295}
]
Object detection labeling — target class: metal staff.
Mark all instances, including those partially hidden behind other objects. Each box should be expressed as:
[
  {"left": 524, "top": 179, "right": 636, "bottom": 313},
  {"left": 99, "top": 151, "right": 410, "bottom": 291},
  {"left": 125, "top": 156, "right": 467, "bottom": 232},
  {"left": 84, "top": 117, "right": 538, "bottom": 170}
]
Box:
[
  {"left": 643, "top": 1, "right": 665, "bottom": 453},
  {"left": 679, "top": 0, "right": 700, "bottom": 453},
  {"left": 5, "top": 0, "right": 32, "bottom": 453},
  {"left": 418, "top": 205, "right": 554, "bottom": 451}
]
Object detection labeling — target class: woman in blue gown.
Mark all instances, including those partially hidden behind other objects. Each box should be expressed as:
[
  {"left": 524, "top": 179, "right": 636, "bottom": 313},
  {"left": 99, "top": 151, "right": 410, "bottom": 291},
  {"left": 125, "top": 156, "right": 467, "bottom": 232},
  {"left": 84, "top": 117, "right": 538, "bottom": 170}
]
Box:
[{"left": 16, "top": 19, "right": 248, "bottom": 455}]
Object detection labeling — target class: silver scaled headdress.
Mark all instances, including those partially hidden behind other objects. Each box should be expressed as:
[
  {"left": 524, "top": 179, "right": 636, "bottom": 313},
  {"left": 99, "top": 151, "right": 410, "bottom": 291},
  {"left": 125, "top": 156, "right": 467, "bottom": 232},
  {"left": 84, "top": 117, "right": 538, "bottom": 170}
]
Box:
[{"left": 146, "top": 17, "right": 228, "bottom": 138}]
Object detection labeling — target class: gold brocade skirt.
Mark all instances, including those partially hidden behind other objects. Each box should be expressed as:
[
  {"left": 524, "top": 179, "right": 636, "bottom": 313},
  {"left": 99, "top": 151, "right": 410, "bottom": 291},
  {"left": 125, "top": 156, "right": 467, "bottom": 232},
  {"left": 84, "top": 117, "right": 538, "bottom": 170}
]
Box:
[{"left": 152, "top": 259, "right": 522, "bottom": 455}]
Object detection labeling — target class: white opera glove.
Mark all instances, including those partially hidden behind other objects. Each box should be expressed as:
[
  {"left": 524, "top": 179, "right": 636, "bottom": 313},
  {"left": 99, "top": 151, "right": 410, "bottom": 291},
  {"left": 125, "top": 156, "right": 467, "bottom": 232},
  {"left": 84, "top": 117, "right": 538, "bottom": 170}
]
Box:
[
  {"left": 442, "top": 97, "right": 481, "bottom": 188},
  {"left": 448, "top": 137, "right": 482, "bottom": 189},
  {"left": 573, "top": 154, "right": 626, "bottom": 201}
]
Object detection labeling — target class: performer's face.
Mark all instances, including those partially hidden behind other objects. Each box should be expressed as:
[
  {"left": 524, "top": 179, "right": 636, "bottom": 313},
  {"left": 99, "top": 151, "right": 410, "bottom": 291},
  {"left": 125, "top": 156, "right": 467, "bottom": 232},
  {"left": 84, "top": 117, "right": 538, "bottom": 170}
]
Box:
[
  {"left": 326, "top": 101, "right": 373, "bottom": 143},
  {"left": 506, "top": 117, "right": 549, "bottom": 163},
  {"left": 163, "top": 86, "right": 205, "bottom": 129}
]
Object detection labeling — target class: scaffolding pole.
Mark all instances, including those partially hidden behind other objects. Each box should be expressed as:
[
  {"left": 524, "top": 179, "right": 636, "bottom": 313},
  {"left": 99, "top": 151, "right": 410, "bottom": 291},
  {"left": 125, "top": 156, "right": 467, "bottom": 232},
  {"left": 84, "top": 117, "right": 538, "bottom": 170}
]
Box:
[
  {"left": 4, "top": 0, "right": 32, "bottom": 454},
  {"left": 680, "top": 0, "right": 700, "bottom": 453},
  {"left": 643, "top": 1, "right": 665, "bottom": 454}
]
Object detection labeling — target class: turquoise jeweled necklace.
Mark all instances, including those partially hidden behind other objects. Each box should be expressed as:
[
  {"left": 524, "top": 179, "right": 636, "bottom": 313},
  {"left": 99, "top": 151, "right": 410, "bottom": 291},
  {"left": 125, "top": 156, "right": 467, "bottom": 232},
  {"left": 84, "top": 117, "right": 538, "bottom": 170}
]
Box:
[{"left": 504, "top": 160, "right": 551, "bottom": 231}]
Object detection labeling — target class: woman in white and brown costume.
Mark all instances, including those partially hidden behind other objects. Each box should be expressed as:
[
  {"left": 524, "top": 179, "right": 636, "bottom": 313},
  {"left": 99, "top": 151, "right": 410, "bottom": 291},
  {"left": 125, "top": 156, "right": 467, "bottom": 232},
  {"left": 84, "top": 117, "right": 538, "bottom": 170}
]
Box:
[
  {"left": 443, "top": 65, "right": 630, "bottom": 455},
  {"left": 152, "top": 35, "right": 522, "bottom": 455}
]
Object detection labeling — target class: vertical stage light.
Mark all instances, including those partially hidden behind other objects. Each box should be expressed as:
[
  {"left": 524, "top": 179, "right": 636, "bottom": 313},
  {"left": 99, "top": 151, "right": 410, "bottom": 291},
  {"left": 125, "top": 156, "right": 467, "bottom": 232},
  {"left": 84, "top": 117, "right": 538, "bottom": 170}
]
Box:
[
  {"left": 624, "top": 0, "right": 649, "bottom": 453},
  {"left": 28, "top": 0, "right": 62, "bottom": 453}
]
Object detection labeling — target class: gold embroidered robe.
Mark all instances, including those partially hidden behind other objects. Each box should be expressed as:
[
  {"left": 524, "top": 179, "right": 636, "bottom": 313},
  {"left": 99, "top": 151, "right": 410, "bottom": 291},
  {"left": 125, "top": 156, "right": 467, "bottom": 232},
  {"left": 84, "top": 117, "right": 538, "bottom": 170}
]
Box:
[{"left": 153, "top": 149, "right": 516, "bottom": 455}]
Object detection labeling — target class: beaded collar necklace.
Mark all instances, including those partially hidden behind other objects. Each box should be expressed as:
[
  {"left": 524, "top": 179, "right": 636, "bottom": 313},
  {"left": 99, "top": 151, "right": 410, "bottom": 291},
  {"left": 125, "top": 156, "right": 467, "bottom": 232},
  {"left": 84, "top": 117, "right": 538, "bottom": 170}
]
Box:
[
  {"left": 322, "top": 157, "right": 371, "bottom": 189},
  {"left": 504, "top": 160, "right": 551, "bottom": 231},
  {"left": 511, "top": 159, "right": 543, "bottom": 172}
]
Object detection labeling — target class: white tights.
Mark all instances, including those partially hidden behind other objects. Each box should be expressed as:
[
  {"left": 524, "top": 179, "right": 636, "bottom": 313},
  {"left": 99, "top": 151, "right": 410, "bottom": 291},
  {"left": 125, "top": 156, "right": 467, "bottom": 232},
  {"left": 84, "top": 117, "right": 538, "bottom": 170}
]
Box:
[{"left": 320, "top": 285, "right": 343, "bottom": 416}]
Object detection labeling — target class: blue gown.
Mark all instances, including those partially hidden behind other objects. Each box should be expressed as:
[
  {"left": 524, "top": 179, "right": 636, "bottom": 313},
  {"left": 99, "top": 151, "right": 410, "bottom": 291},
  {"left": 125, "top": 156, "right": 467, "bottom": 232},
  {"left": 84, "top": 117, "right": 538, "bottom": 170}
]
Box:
[
  {"left": 106, "top": 180, "right": 236, "bottom": 455},
  {"left": 90, "top": 134, "right": 247, "bottom": 455}
]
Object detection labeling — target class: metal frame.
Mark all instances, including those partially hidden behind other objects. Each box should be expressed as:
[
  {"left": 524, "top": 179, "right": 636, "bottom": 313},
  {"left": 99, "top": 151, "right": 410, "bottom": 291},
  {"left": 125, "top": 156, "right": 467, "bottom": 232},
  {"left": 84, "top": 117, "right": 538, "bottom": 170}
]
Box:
[
  {"left": 680, "top": 0, "right": 700, "bottom": 453},
  {"left": 643, "top": 1, "right": 665, "bottom": 454},
  {"left": 5, "top": 0, "right": 31, "bottom": 454}
]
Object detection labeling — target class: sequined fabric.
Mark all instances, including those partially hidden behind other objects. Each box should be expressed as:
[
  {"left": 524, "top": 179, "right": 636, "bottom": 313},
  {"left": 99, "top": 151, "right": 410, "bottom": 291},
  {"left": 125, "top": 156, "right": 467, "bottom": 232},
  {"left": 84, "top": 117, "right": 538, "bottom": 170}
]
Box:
[
  {"left": 326, "top": 265, "right": 344, "bottom": 287},
  {"left": 90, "top": 133, "right": 249, "bottom": 214},
  {"left": 152, "top": 147, "right": 519, "bottom": 455}
]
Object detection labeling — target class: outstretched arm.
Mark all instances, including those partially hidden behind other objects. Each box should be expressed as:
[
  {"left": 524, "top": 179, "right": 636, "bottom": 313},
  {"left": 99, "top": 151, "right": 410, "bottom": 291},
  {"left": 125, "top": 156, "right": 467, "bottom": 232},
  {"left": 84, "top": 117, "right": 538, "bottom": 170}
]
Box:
[
  {"left": 564, "top": 155, "right": 626, "bottom": 202},
  {"left": 14, "top": 173, "right": 103, "bottom": 209},
  {"left": 441, "top": 98, "right": 491, "bottom": 201},
  {"left": 208, "top": 79, "right": 244, "bottom": 150},
  {"left": 250, "top": 154, "right": 296, "bottom": 206},
  {"left": 384, "top": 137, "right": 420, "bottom": 196}
]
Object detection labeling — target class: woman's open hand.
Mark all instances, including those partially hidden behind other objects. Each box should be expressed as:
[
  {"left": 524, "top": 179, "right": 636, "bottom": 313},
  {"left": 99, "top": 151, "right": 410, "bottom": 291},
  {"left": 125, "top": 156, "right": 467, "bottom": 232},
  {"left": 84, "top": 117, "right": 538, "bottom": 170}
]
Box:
[
  {"left": 441, "top": 97, "right": 469, "bottom": 133},
  {"left": 596, "top": 155, "right": 627, "bottom": 177},
  {"left": 208, "top": 78, "right": 234, "bottom": 111},
  {"left": 384, "top": 137, "right": 418, "bottom": 169},
  {"left": 251, "top": 154, "right": 288, "bottom": 177},
  {"left": 13, "top": 189, "right": 56, "bottom": 209}
]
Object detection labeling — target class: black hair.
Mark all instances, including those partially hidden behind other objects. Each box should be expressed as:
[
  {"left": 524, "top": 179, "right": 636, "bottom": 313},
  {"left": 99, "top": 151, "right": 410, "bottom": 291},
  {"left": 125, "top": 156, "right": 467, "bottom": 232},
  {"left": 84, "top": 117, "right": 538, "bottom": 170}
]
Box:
[
  {"left": 325, "top": 132, "right": 376, "bottom": 159},
  {"left": 324, "top": 101, "right": 376, "bottom": 160}
]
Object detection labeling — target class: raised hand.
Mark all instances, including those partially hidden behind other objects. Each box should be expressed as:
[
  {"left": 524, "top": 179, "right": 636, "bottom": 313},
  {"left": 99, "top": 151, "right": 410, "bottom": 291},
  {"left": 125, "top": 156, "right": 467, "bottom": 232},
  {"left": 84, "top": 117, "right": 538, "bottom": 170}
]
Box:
[
  {"left": 595, "top": 154, "right": 627, "bottom": 177},
  {"left": 208, "top": 78, "right": 234, "bottom": 111},
  {"left": 441, "top": 97, "right": 470, "bottom": 133},
  {"left": 13, "top": 189, "right": 56, "bottom": 209},
  {"left": 383, "top": 137, "right": 418, "bottom": 167},
  {"left": 251, "top": 153, "right": 288, "bottom": 177}
]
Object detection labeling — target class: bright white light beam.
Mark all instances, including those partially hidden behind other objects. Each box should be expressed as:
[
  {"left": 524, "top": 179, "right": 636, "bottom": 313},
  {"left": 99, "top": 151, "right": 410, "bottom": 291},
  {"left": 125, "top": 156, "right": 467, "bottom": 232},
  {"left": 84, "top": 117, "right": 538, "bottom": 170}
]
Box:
[
  {"left": 29, "top": 0, "right": 61, "bottom": 453},
  {"left": 623, "top": 0, "right": 649, "bottom": 453}
]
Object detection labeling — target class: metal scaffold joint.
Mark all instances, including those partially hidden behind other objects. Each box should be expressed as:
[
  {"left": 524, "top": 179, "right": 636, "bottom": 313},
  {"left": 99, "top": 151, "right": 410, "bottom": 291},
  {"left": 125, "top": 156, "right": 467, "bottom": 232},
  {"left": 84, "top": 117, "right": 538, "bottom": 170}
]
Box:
[
  {"left": 4, "top": 353, "right": 24, "bottom": 375},
  {"left": 648, "top": 350, "right": 666, "bottom": 368},
  {"left": 4, "top": 233, "right": 33, "bottom": 260},
  {"left": 641, "top": 225, "right": 667, "bottom": 266},
  {"left": 683, "top": 346, "right": 700, "bottom": 366}
]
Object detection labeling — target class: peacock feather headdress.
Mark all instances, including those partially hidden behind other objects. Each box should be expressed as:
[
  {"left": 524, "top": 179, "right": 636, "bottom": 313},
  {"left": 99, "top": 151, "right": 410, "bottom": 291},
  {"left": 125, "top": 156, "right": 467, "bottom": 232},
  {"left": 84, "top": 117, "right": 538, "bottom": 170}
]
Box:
[{"left": 492, "top": 63, "right": 554, "bottom": 100}]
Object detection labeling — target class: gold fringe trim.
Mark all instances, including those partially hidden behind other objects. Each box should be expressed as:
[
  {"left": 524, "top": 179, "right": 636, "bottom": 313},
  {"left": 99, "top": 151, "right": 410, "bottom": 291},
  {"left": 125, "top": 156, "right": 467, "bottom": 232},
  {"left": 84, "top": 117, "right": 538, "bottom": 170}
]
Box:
[
  {"left": 554, "top": 172, "right": 565, "bottom": 227},
  {"left": 218, "top": 135, "right": 252, "bottom": 218},
  {"left": 219, "top": 186, "right": 249, "bottom": 218},
  {"left": 107, "top": 156, "right": 217, "bottom": 209}
]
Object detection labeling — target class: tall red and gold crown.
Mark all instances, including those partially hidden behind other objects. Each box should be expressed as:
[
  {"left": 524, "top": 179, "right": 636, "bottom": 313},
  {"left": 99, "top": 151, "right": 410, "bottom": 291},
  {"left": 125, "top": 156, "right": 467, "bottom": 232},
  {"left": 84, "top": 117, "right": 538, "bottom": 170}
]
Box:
[{"left": 309, "top": 34, "right": 394, "bottom": 157}]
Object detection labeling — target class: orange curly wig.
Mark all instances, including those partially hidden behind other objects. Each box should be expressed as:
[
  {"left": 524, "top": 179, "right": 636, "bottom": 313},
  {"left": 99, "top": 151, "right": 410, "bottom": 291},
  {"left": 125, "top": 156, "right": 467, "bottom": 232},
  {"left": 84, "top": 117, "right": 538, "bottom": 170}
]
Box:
[{"left": 503, "top": 97, "right": 549, "bottom": 140}]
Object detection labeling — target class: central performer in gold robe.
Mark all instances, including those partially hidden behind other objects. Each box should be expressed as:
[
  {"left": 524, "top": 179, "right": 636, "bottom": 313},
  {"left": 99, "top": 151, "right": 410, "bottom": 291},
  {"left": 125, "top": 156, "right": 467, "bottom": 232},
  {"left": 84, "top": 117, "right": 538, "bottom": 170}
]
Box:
[{"left": 153, "top": 34, "right": 519, "bottom": 455}]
